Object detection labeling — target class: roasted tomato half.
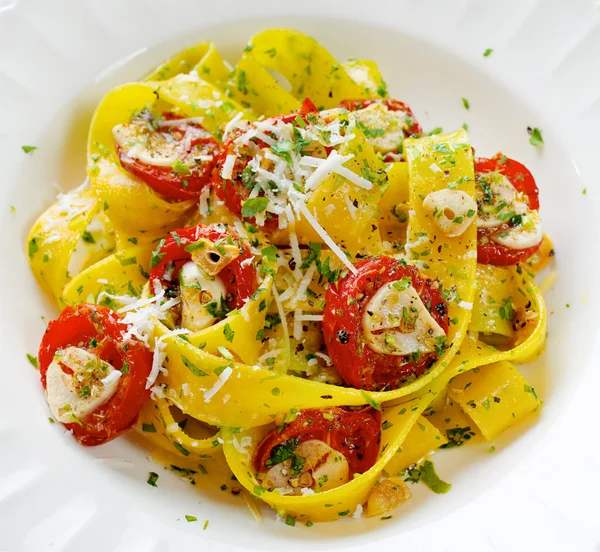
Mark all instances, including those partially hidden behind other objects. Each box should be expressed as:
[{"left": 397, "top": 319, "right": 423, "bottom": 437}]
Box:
[
  {"left": 340, "top": 98, "right": 422, "bottom": 160},
  {"left": 114, "top": 110, "right": 220, "bottom": 201},
  {"left": 323, "top": 256, "right": 449, "bottom": 391},
  {"left": 149, "top": 224, "right": 257, "bottom": 331},
  {"left": 255, "top": 407, "right": 381, "bottom": 494},
  {"left": 475, "top": 154, "right": 542, "bottom": 265},
  {"left": 212, "top": 98, "right": 328, "bottom": 231},
  {"left": 38, "top": 304, "right": 154, "bottom": 446}
]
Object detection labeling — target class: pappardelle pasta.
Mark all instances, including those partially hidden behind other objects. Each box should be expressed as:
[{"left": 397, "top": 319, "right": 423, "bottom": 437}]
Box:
[{"left": 27, "top": 29, "right": 551, "bottom": 525}]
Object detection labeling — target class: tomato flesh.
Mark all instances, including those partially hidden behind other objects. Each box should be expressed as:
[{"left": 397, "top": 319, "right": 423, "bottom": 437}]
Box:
[
  {"left": 149, "top": 224, "right": 257, "bottom": 309},
  {"left": 212, "top": 99, "right": 319, "bottom": 230},
  {"left": 254, "top": 406, "right": 381, "bottom": 475},
  {"left": 115, "top": 111, "right": 220, "bottom": 201},
  {"left": 475, "top": 154, "right": 542, "bottom": 265},
  {"left": 38, "top": 304, "right": 153, "bottom": 446},
  {"left": 323, "top": 257, "right": 449, "bottom": 391}
]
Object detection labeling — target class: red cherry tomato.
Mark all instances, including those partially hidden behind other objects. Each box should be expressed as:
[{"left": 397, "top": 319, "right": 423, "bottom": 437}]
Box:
[
  {"left": 340, "top": 98, "right": 423, "bottom": 137},
  {"left": 115, "top": 111, "right": 220, "bottom": 201},
  {"left": 475, "top": 154, "right": 542, "bottom": 266},
  {"left": 212, "top": 99, "right": 319, "bottom": 230},
  {"left": 38, "top": 304, "right": 154, "bottom": 446},
  {"left": 254, "top": 406, "right": 381, "bottom": 475},
  {"left": 149, "top": 224, "right": 256, "bottom": 309},
  {"left": 323, "top": 257, "right": 449, "bottom": 391}
]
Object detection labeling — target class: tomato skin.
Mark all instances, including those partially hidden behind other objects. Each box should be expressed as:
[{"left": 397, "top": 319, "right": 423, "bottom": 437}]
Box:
[
  {"left": 38, "top": 305, "right": 153, "bottom": 446},
  {"left": 212, "top": 98, "right": 319, "bottom": 229},
  {"left": 255, "top": 407, "right": 381, "bottom": 475},
  {"left": 116, "top": 113, "right": 220, "bottom": 202},
  {"left": 339, "top": 98, "right": 423, "bottom": 137},
  {"left": 475, "top": 154, "right": 542, "bottom": 266},
  {"left": 323, "top": 257, "right": 449, "bottom": 391},
  {"left": 149, "top": 224, "right": 256, "bottom": 309}
]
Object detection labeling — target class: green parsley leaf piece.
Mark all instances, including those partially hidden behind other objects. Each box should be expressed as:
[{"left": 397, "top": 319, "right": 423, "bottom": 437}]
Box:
[
  {"left": 419, "top": 460, "right": 452, "bottom": 494},
  {"left": 147, "top": 472, "right": 159, "bottom": 486},
  {"left": 22, "top": 145, "right": 37, "bottom": 154},
  {"left": 529, "top": 127, "right": 544, "bottom": 147},
  {"left": 241, "top": 197, "right": 269, "bottom": 218}
]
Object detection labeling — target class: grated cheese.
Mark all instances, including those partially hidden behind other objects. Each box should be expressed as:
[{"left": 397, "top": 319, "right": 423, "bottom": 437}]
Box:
[
  {"left": 221, "top": 154, "right": 237, "bottom": 180},
  {"left": 203, "top": 366, "right": 233, "bottom": 402}
]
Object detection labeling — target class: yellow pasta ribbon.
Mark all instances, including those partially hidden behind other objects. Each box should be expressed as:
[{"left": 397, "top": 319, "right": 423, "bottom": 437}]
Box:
[
  {"left": 470, "top": 264, "right": 514, "bottom": 337},
  {"left": 27, "top": 187, "right": 115, "bottom": 305},
  {"left": 149, "top": 74, "right": 254, "bottom": 136},
  {"left": 144, "top": 42, "right": 230, "bottom": 86},
  {"left": 227, "top": 53, "right": 301, "bottom": 117},
  {"left": 446, "top": 360, "right": 540, "bottom": 441},
  {"left": 383, "top": 416, "right": 447, "bottom": 475},
  {"left": 62, "top": 247, "right": 151, "bottom": 307},
  {"left": 246, "top": 30, "right": 371, "bottom": 109},
  {"left": 295, "top": 125, "right": 386, "bottom": 255},
  {"left": 222, "top": 394, "right": 431, "bottom": 523},
  {"left": 341, "top": 59, "right": 387, "bottom": 98},
  {"left": 137, "top": 398, "right": 222, "bottom": 460}
]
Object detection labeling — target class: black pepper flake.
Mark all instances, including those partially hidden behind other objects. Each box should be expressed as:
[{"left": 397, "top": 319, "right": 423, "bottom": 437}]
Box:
[
  {"left": 337, "top": 330, "right": 349, "bottom": 344},
  {"left": 320, "top": 394, "right": 333, "bottom": 399}
]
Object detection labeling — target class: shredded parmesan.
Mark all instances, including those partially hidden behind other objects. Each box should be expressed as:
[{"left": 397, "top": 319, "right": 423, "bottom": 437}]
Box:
[{"left": 203, "top": 366, "right": 233, "bottom": 402}]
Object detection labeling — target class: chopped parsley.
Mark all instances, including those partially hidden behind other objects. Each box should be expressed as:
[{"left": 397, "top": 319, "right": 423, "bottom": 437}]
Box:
[
  {"left": 462, "top": 97, "right": 470, "bottom": 110},
  {"left": 528, "top": 127, "right": 544, "bottom": 147},
  {"left": 26, "top": 353, "right": 38, "bottom": 369},
  {"left": 185, "top": 515, "right": 197, "bottom": 522},
  {"left": 147, "top": 472, "right": 159, "bottom": 487},
  {"left": 22, "top": 145, "right": 37, "bottom": 154},
  {"left": 483, "top": 48, "right": 493, "bottom": 57},
  {"left": 223, "top": 323, "right": 235, "bottom": 343},
  {"left": 241, "top": 197, "right": 269, "bottom": 218}
]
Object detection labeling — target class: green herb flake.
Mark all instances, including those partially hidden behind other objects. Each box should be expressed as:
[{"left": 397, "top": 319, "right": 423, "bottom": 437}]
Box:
[
  {"left": 181, "top": 355, "right": 209, "bottom": 377},
  {"left": 142, "top": 423, "right": 157, "bottom": 433},
  {"left": 22, "top": 145, "right": 37, "bottom": 154},
  {"left": 223, "top": 323, "right": 235, "bottom": 342},
  {"left": 361, "top": 391, "right": 381, "bottom": 411},
  {"left": 241, "top": 197, "right": 269, "bottom": 218},
  {"left": 185, "top": 515, "right": 197, "bottom": 522},
  {"left": 420, "top": 460, "right": 452, "bottom": 494},
  {"left": 529, "top": 127, "right": 544, "bottom": 147},
  {"left": 483, "top": 48, "right": 493, "bottom": 57},
  {"left": 462, "top": 97, "right": 470, "bottom": 110},
  {"left": 147, "top": 472, "right": 159, "bottom": 487},
  {"left": 285, "top": 515, "right": 296, "bottom": 526},
  {"left": 26, "top": 353, "right": 39, "bottom": 369}
]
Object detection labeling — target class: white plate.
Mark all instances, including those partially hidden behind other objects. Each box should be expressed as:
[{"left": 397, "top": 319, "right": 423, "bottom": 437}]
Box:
[{"left": 1, "top": 1, "right": 600, "bottom": 550}]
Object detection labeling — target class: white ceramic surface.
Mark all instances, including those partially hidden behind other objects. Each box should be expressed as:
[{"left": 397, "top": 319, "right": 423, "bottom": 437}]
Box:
[{"left": 1, "top": 1, "right": 600, "bottom": 551}]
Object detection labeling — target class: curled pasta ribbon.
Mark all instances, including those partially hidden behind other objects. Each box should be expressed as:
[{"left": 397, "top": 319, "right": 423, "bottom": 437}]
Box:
[
  {"left": 244, "top": 29, "right": 372, "bottom": 110},
  {"left": 87, "top": 83, "right": 195, "bottom": 234},
  {"left": 137, "top": 397, "right": 223, "bottom": 461},
  {"left": 27, "top": 187, "right": 115, "bottom": 305},
  {"left": 62, "top": 247, "right": 151, "bottom": 308},
  {"left": 221, "top": 270, "right": 544, "bottom": 521},
  {"left": 144, "top": 41, "right": 230, "bottom": 86},
  {"left": 222, "top": 394, "right": 430, "bottom": 523},
  {"left": 401, "top": 129, "right": 478, "bottom": 391}
]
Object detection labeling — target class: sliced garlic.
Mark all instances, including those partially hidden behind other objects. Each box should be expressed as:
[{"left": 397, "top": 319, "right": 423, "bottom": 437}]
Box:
[
  {"left": 113, "top": 123, "right": 178, "bottom": 167},
  {"left": 476, "top": 173, "right": 528, "bottom": 229},
  {"left": 423, "top": 189, "right": 477, "bottom": 237},
  {"left": 262, "top": 439, "right": 349, "bottom": 495},
  {"left": 492, "top": 210, "right": 543, "bottom": 250},
  {"left": 190, "top": 238, "right": 241, "bottom": 277},
  {"left": 46, "top": 346, "right": 121, "bottom": 424},
  {"left": 179, "top": 261, "right": 228, "bottom": 331},
  {"left": 365, "top": 477, "right": 412, "bottom": 517},
  {"left": 353, "top": 102, "right": 407, "bottom": 153},
  {"left": 362, "top": 281, "right": 445, "bottom": 356}
]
